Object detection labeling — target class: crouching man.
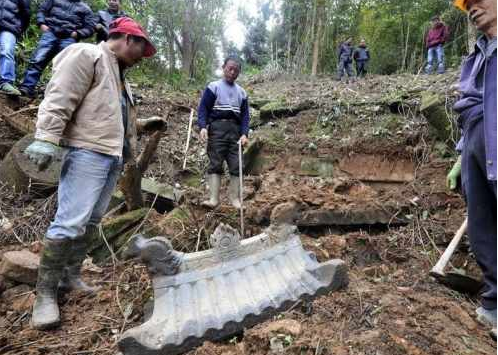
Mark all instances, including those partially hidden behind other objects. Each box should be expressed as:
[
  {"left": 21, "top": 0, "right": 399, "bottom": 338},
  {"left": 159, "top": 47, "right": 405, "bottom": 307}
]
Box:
[
  {"left": 198, "top": 57, "right": 250, "bottom": 209},
  {"left": 24, "top": 17, "right": 161, "bottom": 330}
]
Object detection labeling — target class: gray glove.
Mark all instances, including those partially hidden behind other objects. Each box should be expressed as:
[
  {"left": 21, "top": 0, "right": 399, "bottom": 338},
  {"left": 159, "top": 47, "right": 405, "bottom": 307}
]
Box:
[{"left": 24, "top": 140, "right": 60, "bottom": 171}]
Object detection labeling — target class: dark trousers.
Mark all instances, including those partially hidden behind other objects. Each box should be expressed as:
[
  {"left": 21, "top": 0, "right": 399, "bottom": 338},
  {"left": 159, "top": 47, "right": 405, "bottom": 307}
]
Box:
[
  {"left": 462, "top": 118, "right": 497, "bottom": 310},
  {"left": 356, "top": 60, "right": 368, "bottom": 77},
  {"left": 337, "top": 59, "right": 354, "bottom": 79},
  {"left": 207, "top": 120, "right": 241, "bottom": 177},
  {"left": 21, "top": 31, "right": 76, "bottom": 93}
]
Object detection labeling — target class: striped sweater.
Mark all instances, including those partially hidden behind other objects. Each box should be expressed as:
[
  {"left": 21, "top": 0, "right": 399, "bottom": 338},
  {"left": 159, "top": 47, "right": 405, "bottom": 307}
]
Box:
[{"left": 197, "top": 79, "right": 250, "bottom": 136}]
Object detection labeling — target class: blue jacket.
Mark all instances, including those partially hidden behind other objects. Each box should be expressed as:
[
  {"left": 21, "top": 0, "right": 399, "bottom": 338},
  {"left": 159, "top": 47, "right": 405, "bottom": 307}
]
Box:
[
  {"left": 198, "top": 79, "right": 250, "bottom": 136},
  {"left": 37, "top": 0, "right": 95, "bottom": 39},
  {"left": 338, "top": 42, "right": 353, "bottom": 62},
  {"left": 454, "top": 36, "right": 497, "bottom": 181},
  {"left": 95, "top": 9, "right": 126, "bottom": 42},
  {"left": 354, "top": 46, "right": 370, "bottom": 61},
  {"left": 0, "top": 0, "right": 30, "bottom": 37}
]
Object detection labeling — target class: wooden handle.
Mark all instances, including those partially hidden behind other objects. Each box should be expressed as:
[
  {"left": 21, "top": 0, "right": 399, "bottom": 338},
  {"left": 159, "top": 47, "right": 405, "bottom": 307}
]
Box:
[
  {"left": 430, "top": 218, "right": 468, "bottom": 277},
  {"left": 182, "top": 109, "right": 194, "bottom": 170}
]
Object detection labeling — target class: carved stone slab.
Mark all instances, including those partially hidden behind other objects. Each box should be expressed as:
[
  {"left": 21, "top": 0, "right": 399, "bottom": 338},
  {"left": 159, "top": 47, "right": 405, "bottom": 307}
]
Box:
[{"left": 118, "top": 224, "right": 348, "bottom": 355}]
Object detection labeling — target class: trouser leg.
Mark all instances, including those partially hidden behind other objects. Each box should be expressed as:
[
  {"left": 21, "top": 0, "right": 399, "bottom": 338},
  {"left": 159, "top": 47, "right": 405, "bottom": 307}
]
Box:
[{"left": 462, "top": 119, "right": 497, "bottom": 310}]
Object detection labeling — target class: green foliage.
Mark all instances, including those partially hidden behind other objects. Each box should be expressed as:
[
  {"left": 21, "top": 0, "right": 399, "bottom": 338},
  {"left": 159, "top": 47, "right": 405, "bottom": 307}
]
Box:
[{"left": 270, "top": 0, "right": 470, "bottom": 75}]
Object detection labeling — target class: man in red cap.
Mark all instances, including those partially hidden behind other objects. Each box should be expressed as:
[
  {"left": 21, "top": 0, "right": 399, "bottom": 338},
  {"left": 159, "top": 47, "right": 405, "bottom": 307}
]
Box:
[{"left": 24, "top": 17, "right": 164, "bottom": 330}]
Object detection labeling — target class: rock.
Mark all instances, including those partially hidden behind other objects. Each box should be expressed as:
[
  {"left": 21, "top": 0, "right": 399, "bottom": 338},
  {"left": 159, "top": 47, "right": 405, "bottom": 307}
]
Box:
[
  {"left": 2, "top": 284, "right": 32, "bottom": 302},
  {"left": 299, "top": 157, "right": 333, "bottom": 177},
  {"left": 260, "top": 99, "right": 315, "bottom": 121},
  {"left": 88, "top": 208, "right": 149, "bottom": 262},
  {"left": 141, "top": 178, "right": 184, "bottom": 213},
  {"left": 297, "top": 206, "right": 408, "bottom": 227},
  {"left": 420, "top": 91, "right": 454, "bottom": 143},
  {"left": 263, "top": 319, "right": 302, "bottom": 337},
  {"left": 11, "top": 291, "right": 35, "bottom": 313},
  {"left": 338, "top": 154, "right": 414, "bottom": 182},
  {"left": 243, "top": 138, "right": 264, "bottom": 174},
  {"left": 270, "top": 202, "right": 301, "bottom": 225},
  {"left": 0, "top": 250, "right": 40, "bottom": 285},
  {"left": 362, "top": 264, "right": 390, "bottom": 277}
]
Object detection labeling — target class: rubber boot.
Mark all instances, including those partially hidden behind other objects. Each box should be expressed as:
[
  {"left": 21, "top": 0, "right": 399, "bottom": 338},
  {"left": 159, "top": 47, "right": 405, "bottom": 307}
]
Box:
[
  {"left": 229, "top": 175, "right": 242, "bottom": 209},
  {"left": 202, "top": 174, "right": 221, "bottom": 208},
  {"left": 31, "top": 238, "right": 71, "bottom": 330},
  {"left": 58, "top": 225, "right": 101, "bottom": 294}
]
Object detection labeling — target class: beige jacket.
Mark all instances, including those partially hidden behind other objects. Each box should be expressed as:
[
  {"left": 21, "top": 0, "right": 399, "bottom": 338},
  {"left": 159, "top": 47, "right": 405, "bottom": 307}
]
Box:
[{"left": 35, "top": 42, "right": 137, "bottom": 159}]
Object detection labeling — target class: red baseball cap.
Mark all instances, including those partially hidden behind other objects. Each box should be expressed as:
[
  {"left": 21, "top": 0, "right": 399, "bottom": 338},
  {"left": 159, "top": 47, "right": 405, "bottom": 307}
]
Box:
[{"left": 109, "top": 17, "right": 157, "bottom": 58}]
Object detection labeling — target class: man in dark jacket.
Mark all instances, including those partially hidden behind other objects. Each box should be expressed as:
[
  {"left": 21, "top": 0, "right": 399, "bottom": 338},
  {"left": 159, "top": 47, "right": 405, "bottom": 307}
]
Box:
[
  {"left": 448, "top": 0, "right": 497, "bottom": 337},
  {"left": 337, "top": 38, "right": 355, "bottom": 81},
  {"left": 95, "top": 0, "right": 126, "bottom": 43},
  {"left": 425, "top": 15, "right": 450, "bottom": 74},
  {"left": 0, "top": 0, "right": 30, "bottom": 95},
  {"left": 354, "top": 39, "right": 370, "bottom": 78},
  {"left": 198, "top": 57, "right": 250, "bottom": 209},
  {"left": 19, "top": 0, "right": 96, "bottom": 97}
]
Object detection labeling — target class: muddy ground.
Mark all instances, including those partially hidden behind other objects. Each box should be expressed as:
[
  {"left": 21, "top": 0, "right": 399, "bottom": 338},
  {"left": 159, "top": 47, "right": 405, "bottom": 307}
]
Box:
[{"left": 0, "top": 72, "right": 496, "bottom": 355}]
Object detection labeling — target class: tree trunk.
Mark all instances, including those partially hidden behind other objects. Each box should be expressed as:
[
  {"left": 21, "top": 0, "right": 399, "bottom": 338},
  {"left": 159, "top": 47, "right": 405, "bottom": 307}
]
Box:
[
  {"left": 0, "top": 134, "right": 61, "bottom": 195},
  {"left": 181, "top": 0, "right": 196, "bottom": 79},
  {"left": 311, "top": 10, "right": 323, "bottom": 76},
  {"left": 467, "top": 18, "right": 477, "bottom": 53}
]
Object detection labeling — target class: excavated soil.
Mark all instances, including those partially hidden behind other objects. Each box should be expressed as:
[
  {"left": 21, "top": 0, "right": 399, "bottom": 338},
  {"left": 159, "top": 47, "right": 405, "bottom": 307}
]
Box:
[{"left": 0, "top": 73, "right": 495, "bottom": 355}]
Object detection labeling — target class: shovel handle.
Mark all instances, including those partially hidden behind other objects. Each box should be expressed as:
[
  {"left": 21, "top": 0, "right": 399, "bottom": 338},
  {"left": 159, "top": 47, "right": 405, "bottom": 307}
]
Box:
[
  {"left": 182, "top": 109, "right": 194, "bottom": 170},
  {"left": 430, "top": 217, "right": 468, "bottom": 278}
]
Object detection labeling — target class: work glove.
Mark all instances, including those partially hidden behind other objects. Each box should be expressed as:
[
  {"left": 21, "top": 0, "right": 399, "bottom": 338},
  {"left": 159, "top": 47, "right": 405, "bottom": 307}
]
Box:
[
  {"left": 24, "top": 140, "right": 61, "bottom": 171},
  {"left": 137, "top": 116, "right": 167, "bottom": 133},
  {"left": 446, "top": 156, "right": 462, "bottom": 190}
]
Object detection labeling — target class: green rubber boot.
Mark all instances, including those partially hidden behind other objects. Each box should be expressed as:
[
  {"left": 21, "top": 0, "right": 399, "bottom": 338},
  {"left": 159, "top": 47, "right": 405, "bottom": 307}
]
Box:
[
  {"left": 59, "top": 225, "right": 101, "bottom": 293},
  {"left": 31, "top": 238, "right": 71, "bottom": 330}
]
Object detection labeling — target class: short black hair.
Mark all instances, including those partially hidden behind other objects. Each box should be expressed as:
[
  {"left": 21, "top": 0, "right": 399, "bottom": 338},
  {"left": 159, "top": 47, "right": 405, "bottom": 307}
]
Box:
[
  {"left": 223, "top": 56, "right": 242, "bottom": 70},
  {"left": 432, "top": 15, "right": 440, "bottom": 21}
]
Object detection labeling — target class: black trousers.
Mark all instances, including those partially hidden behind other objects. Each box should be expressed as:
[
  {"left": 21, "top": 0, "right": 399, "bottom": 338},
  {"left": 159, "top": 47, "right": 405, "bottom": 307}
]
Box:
[
  {"left": 356, "top": 60, "right": 368, "bottom": 77},
  {"left": 207, "top": 120, "right": 241, "bottom": 176},
  {"left": 462, "top": 118, "right": 497, "bottom": 310}
]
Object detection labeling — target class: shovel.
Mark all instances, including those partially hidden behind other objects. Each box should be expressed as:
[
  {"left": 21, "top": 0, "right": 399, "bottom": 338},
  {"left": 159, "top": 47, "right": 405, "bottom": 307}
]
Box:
[{"left": 430, "top": 218, "right": 483, "bottom": 295}]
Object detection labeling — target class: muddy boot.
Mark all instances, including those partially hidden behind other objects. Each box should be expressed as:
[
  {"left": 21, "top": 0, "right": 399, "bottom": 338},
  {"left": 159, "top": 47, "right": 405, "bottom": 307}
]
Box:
[
  {"left": 229, "top": 175, "right": 242, "bottom": 209},
  {"left": 202, "top": 174, "right": 221, "bottom": 208},
  {"left": 31, "top": 238, "right": 71, "bottom": 330},
  {"left": 58, "top": 226, "right": 100, "bottom": 294}
]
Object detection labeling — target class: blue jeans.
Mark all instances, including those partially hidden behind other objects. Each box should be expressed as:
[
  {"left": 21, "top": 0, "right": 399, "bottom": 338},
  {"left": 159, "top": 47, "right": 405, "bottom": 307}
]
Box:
[
  {"left": 0, "top": 31, "right": 16, "bottom": 85},
  {"left": 425, "top": 44, "right": 445, "bottom": 74},
  {"left": 47, "top": 148, "right": 122, "bottom": 239},
  {"left": 462, "top": 118, "right": 497, "bottom": 310},
  {"left": 21, "top": 31, "right": 76, "bottom": 93}
]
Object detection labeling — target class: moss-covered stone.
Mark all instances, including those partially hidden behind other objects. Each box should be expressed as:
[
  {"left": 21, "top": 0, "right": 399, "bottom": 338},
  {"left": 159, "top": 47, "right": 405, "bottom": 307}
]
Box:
[
  {"left": 420, "top": 91, "right": 453, "bottom": 143},
  {"left": 299, "top": 158, "right": 334, "bottom": 177}
]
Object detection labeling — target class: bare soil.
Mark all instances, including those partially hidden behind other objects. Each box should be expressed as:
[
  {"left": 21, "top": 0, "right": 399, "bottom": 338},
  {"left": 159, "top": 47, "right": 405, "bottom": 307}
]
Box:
[{"left": 0, "top": 72, "right": 495, "bottom": 355}]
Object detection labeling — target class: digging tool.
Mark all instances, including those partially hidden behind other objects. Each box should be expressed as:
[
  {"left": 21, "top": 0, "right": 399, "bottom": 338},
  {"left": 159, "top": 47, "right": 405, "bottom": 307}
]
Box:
[
  {"left": 430, "top": 218, "right": 483, "bottom": 294},
  {"left": 182, "top": 109, "right": 194, "bottom": 170},
  {"left": 238, "top": 139, "right": 244, "bottom": 237}
]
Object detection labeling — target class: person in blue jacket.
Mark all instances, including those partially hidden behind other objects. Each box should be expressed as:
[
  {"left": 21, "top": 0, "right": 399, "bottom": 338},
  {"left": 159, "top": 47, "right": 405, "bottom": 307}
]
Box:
[
  {"left": 0, "top": 0, "right": 30, "bottom": 95},
  {"left": 197, "top": 57, "right": 250, "bottom": 209},
  {"left": 95, "top": 0, "right": 126, "bottom": 43},
  {"left": 19, "top": 0, "right": 96, "bottom": 97},
  {"left": 449, "top": 0, "right": 497, "bottom": 337}
]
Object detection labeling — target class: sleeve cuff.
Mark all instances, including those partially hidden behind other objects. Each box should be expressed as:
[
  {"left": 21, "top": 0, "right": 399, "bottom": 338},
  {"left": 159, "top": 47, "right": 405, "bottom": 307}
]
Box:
[{"left": 35, "top": 130, "right": 61, "bottom": 146}]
